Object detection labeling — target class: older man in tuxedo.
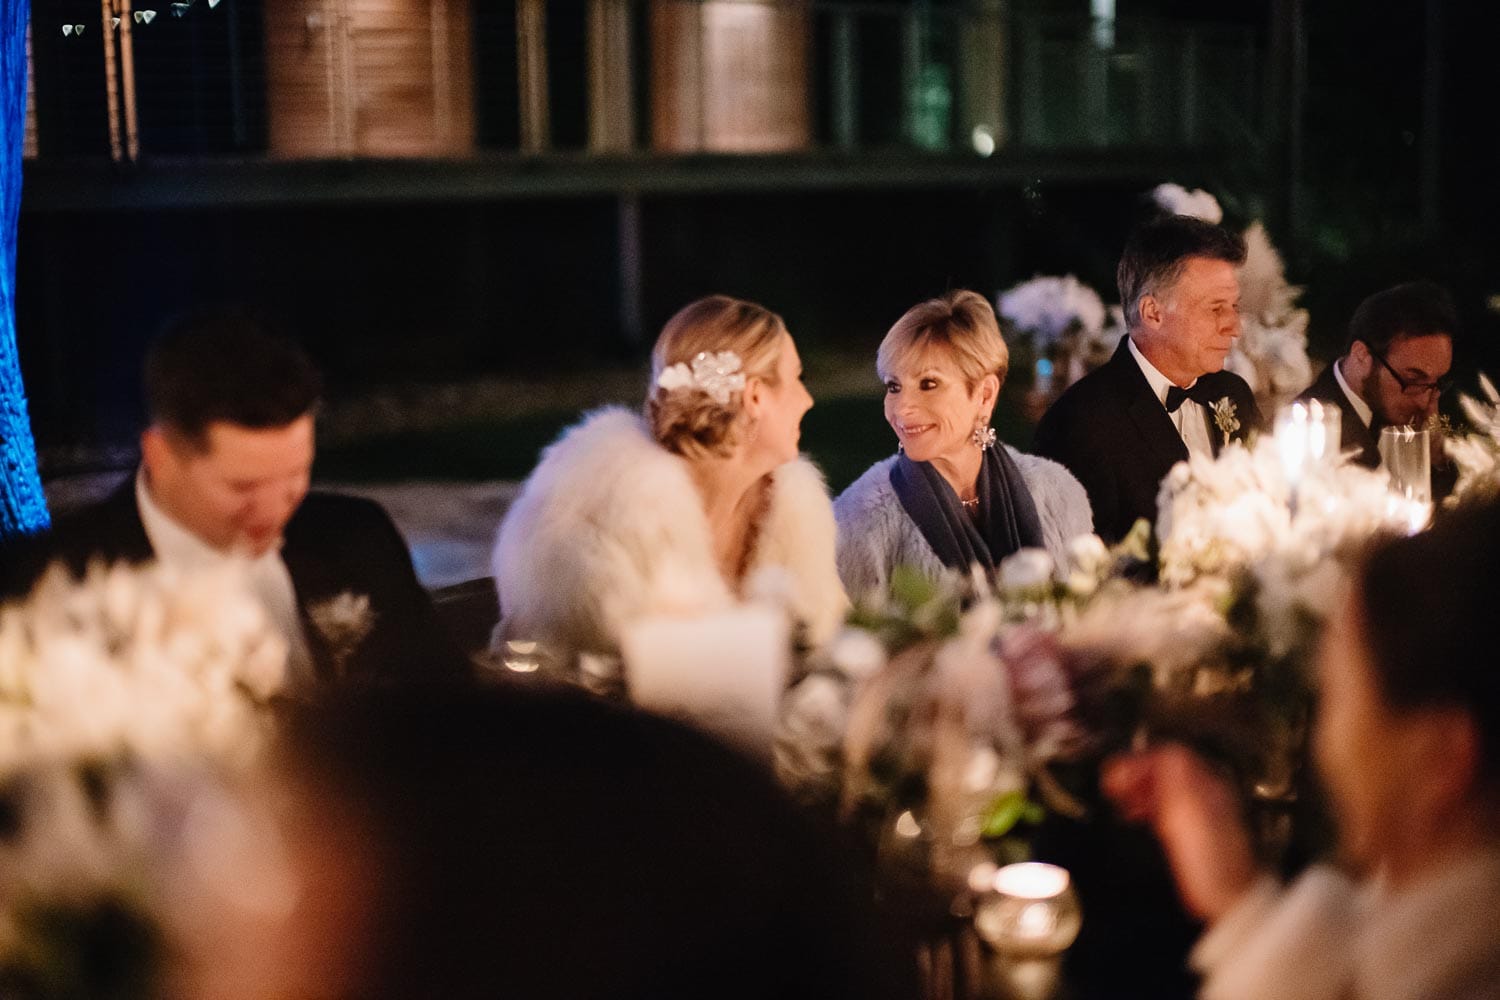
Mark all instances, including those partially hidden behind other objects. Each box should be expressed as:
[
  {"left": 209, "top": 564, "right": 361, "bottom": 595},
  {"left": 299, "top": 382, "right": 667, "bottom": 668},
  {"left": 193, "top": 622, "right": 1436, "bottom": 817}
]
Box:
[
  {"left": 1295, "top": 281, "right": 1456, "bottom": 469},
  {"left": 1034, "top": 215, "right": 1262, "bottom": 543},
  {"left": 1, "top": 309, "right": 467, "bottom": 686}
]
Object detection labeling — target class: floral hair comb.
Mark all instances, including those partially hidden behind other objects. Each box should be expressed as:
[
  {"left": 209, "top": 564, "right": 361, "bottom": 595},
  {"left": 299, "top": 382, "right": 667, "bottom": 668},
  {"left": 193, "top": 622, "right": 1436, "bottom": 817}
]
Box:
[{"left": 655, "top": 351, "right": 746, "bottom": 405}]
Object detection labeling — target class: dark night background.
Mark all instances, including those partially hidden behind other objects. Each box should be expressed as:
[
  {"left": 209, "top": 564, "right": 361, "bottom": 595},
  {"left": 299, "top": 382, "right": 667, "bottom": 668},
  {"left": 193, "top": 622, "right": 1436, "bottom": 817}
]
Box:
[{"left": 14, "top": 0, "right": 1500, "bottom": 462}]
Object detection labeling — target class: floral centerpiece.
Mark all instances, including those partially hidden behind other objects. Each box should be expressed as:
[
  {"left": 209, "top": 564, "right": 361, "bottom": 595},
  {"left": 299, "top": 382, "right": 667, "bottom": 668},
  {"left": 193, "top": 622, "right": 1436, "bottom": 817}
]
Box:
[
  {"left": 779, "top": 421, "right": 1435, "bottom": 906},
  {"left": 1445, "top": 374, "right": 1500, "bottom": 504},
  {"left": 997, "top": 275, "right": 1124, "bottom": 397},
  {"left": 0, "top": 561, "right": 289, "bottom": 999}
]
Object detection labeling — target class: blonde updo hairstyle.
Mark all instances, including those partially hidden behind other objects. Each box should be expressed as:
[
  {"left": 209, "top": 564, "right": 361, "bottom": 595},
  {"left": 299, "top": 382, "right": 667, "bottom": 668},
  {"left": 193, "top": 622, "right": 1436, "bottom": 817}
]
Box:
[
  {"left": 876, "top": 289, "right": 1009, "bottom": 416},
  {"left": 647, "top": 295, "right": 789, "bottom": 459}
]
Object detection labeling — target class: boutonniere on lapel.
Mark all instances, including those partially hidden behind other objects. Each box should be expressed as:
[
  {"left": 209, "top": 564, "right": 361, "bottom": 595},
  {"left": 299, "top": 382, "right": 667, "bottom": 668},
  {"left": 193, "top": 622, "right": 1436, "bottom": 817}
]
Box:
[
  {"left": 307, "top": 592, "right": 376, "bottom": 678},
  {"left": 1211, "top": 397, "right": 1240, "bottom": 447}
]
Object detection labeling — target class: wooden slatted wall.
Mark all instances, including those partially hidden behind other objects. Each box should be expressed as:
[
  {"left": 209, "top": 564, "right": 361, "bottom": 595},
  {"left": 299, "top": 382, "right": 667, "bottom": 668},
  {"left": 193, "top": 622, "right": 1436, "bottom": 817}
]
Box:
[
  {"left": 650, "top": 0, "right": 810, "bottom": 154},
  {"left": 265, "top": 0, "right": 473, "bottom": 159}
]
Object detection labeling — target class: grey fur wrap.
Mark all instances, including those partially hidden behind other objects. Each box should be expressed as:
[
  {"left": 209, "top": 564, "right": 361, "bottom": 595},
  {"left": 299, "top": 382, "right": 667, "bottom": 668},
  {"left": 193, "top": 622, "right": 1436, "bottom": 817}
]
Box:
[{"left": 833, "top": 447, "right": 1094, "bottom": 601}]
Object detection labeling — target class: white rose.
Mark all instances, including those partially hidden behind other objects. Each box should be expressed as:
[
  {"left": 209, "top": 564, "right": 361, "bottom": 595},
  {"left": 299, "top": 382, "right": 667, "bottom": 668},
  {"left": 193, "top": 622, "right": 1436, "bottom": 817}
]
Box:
[
  {"left": 999, "top": 548, "right": 1055, "bottom": 592},
  {"left": 827, "top": 628, "right": 886, "bottom": 681}
]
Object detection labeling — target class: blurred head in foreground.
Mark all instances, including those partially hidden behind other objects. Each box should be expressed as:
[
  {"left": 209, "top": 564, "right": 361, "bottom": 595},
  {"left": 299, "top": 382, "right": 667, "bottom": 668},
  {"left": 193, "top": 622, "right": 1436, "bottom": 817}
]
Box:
[
  {"left": 215, "top": 683, "right": 910, "bottom": 1000},
  {"left": 1316, "top": 499, "right": 1500, "bottom": 882}
]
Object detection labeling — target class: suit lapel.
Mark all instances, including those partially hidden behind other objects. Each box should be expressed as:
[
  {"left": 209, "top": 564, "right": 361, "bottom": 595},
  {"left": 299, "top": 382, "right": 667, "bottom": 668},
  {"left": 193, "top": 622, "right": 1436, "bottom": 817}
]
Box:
[
  {"left": 1109, "top": 343, "right": 1190, "bottom": 469},
  {"left": 1206, "top": 407, "right": 1224, "bottom": 457},
  {"left": 279, "top": 508, "right": 341, "bottom": 682},
  {"left": 1200, "top": 373, "right": 1252, "bottom": 454}
]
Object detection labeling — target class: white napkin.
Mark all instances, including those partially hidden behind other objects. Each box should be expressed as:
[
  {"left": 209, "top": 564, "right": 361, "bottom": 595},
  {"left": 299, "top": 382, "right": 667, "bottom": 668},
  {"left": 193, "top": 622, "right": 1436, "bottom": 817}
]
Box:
[{"left": 621, "top": 606, "right": 789, "bottom": 759}]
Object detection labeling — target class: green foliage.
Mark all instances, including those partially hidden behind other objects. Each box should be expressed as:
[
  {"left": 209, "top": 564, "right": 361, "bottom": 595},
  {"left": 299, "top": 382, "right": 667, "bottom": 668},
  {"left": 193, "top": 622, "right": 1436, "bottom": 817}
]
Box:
[{"left": 846, "top": 565, "right": 963, "bottom": 650}]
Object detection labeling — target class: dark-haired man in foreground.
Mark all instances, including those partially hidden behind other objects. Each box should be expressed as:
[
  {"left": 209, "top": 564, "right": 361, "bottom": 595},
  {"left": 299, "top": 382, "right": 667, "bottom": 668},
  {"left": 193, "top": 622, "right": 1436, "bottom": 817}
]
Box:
[
  {"left": 1034, "top": 214, "right": 1263, "bottom": 543},
  {"left": 1, "top": 310, "right": 467, "bottom": 686}
]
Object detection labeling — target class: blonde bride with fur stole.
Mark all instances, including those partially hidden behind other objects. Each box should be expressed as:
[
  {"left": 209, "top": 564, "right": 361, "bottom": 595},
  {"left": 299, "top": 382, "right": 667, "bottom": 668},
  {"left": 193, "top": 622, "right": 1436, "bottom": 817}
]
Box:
[{"left": 491, "top": 295, "right": 848, "bottom": 674}]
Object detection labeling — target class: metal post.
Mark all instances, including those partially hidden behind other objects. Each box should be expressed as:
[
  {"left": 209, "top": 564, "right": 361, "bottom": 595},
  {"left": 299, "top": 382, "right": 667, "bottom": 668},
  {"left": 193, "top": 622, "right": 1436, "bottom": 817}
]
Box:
[
  {"left": 1179, "top": 30, "right": 1198, "bottom": 146},
  {"left": 831, "top": 8, "right": 857, "bottom": 151},
  {"left": 588, "top": 0, "right": 634, "bottom": 153},
  {"left": 432, "top": 0, "right": 453, "bottom": 147},
  {"left": 618, "top": 193, "right": 644, "bottom": 347},
  {"left": 117, "top": 0, "right": 139, "bottom": 161},
  {"left": 1018, "top": 15, "right": 1042, "bottom": 146},
  {"left": 960, "top": 1, "right": 1005, "bottom": 153},
  {"left": 100, "top": 0, "right": 122, "bottom": 161},
  {"left": 517, "top": 0, "right": 551, "bottom": 154},
  {"left": 1082, "top": 13, "right": 1109, "bottom": 145},
  {"left": 901, "top": 3, "right": 924, "bottom": 146}
]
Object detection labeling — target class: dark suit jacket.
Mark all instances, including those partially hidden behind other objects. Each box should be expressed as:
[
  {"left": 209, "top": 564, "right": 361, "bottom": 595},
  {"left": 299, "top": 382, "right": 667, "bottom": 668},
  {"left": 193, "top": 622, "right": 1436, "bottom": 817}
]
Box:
[
  {"left": 1033, "top": 338, "right": 1263, "bottom": 543},
  {"left": 1295, "top": 361, "right": 1380, "bottom": 468},
  {"left": 0, "top": 482, "right": 469, "bottom": 685}
]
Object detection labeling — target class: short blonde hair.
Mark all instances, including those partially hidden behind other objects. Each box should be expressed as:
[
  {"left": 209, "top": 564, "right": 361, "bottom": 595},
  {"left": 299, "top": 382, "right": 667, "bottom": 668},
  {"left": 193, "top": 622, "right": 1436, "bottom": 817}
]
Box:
[
  {"left": 876, "top": 289, "right": 1009, "bottom": 392},
  {"left": 647, "top": 295, "right": 788, "bottom": 459}
]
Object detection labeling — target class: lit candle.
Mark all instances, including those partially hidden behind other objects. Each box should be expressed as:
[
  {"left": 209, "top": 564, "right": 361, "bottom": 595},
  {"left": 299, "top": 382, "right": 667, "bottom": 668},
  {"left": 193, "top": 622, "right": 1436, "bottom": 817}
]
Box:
[
  {"left": 1276, "top": 401, "right": 1310, "bottom": 485},
  {"left": 973, "top": 862, "right": 1082, "bottom": 959},
  {"left": 1275, "top": 400, "right": 1343, "bottom": 488}
]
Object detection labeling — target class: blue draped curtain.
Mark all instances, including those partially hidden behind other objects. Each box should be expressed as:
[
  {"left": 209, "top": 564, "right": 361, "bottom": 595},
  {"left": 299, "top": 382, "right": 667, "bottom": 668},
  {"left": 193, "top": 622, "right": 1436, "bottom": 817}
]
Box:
[{"left": 0, "top": 0, "right": 47, "bottom": 539}]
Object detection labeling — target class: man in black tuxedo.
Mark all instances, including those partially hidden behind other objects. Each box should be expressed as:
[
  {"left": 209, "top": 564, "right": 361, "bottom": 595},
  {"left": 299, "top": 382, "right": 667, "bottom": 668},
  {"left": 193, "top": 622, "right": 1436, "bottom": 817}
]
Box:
[
  {"left": 1, "top": 310, "right": 468, "bottom": 687},
  {"left": 1034, "top": 216, "right": 1262, "bottom": 543},
  {"left": 1295, "top": 281, "right": 1455, "bottom": 469}
]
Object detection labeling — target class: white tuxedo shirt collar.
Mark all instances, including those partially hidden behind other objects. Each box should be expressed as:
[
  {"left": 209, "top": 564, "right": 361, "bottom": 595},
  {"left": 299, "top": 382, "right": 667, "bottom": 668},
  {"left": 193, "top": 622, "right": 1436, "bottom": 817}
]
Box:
[{"left": 1331, "top": 358, "right": 1375, "bottom": 430}]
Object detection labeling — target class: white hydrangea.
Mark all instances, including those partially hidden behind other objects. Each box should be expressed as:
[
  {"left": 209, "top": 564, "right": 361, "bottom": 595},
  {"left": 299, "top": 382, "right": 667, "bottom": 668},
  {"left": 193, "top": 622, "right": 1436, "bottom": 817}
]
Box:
[
  {"left": 1447, "top": 374, "right": 1500, "bottom": 503},
  {"left": 997, "top": 275, "right": 1108, "bottom": 348},
  {"left": 1151, "top": 183, "right": 1224, "bottom": 224},
  {"left": 0, "top": 561, "right": 288, "bottom": 777},
  {"left": 1058, "top": 578, "right": 1234, "bottom": 690},
  {"left": 1154, "top": 436, "right": 1408, "bottom": 589}
]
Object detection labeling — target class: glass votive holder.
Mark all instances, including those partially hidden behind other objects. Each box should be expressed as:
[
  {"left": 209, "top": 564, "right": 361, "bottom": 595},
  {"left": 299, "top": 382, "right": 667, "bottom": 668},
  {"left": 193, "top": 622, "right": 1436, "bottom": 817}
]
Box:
[
  {"left": 973, "top": 862, "right": 1082, "bottom": 959},
  {"left": 1379, "top": 425, "right": 1431, "bottom": 505},
  {"left": 1274, "top": 400, "right": 1343, "bottom": 483}
]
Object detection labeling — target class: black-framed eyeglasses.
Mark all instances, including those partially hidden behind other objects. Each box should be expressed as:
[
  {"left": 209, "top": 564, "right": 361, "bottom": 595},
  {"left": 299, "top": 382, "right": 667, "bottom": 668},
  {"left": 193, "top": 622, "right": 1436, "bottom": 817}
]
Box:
[{"left": 1370, "top": 349, "right": 1453, "bottom": 399}]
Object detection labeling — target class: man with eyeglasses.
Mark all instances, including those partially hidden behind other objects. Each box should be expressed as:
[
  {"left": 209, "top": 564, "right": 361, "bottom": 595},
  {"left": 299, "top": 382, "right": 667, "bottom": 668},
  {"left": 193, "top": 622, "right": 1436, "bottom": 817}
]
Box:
[{"left": 1295, "top": 280, "right": 1456, "bottom": 468}]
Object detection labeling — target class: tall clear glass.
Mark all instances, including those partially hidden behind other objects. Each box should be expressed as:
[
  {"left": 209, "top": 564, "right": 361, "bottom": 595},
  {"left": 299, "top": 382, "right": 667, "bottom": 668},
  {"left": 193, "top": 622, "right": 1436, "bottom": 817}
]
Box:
[{"left": 1379, "top": 425, "right": 1432, "bottom": 505}]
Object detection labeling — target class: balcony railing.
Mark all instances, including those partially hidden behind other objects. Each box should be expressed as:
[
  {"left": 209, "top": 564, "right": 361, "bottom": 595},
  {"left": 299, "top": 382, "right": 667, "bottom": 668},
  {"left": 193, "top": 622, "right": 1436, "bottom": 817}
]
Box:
[{"left": 27, "top": 0, "right": 1264, "bottom": 165}]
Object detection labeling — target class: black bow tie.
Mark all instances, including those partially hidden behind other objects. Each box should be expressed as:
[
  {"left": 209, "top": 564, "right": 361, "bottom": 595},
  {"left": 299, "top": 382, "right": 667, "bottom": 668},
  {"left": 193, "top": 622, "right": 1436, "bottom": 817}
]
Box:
[{"left": 1164, "top": 380, "right": 1218, "bottom": 414}]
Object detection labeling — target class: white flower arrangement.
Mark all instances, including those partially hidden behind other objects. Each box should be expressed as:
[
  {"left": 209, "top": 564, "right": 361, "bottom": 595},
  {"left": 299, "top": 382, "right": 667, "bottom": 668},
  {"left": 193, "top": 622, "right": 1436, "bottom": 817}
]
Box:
[
  {"left": 0, "top": 561, "right": 288, "bottom": 777},
  {"left": 1154, "top": 436, "right": 1408, "bottom": 589},
  {"left": 1056, "top": 577, "right": 1233, "bottom": 690},
  {"left": 1446, "top": 373, "right": 1500, "bottom": 503},
  {"left": 1151, "top": 182, "right": 1224, "bottom": 224},
  {"left": 654, "top": 350, "right": 746, "bottom": 406},
  {"left": 1154, "top": 436, "right": 1426, "bottom": 667},
  {"left": 997, "top": 275, "right": 1108, "bottom": 349},
  {"left": 0, "top": 561, "right": 292, "bottom": 995},
  {"left": 1224, "top": 222, "right": 1313, "bottom": 414}
]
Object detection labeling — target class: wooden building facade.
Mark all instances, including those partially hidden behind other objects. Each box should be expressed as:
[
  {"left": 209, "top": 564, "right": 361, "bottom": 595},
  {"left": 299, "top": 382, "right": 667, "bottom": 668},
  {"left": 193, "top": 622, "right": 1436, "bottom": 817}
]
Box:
[{"left": 264, "top": 0, "right": 474, "bottom": 158}]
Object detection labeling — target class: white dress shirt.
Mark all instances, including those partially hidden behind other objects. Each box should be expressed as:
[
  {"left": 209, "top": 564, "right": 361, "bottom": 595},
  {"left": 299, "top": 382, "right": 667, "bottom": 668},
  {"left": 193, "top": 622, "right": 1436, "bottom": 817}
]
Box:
[
  {"left": 1332, "top": 358, "right": 1375, "bottom": 430},
  {"left": 136, "top": 471, "right": 316, "bottom": 686},
  {"left": 1127, "top": 337, "right": 1215, "bottom": 459},
  {"left": 1192, "top": 849, "right": 1500, "bottom": 1000}
]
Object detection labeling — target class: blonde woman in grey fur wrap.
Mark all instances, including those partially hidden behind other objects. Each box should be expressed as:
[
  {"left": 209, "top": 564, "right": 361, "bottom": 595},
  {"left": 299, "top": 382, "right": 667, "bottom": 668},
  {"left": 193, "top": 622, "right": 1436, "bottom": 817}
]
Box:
[{"left": 834, "top": 290, "right": 1093, "bottom": 602}]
